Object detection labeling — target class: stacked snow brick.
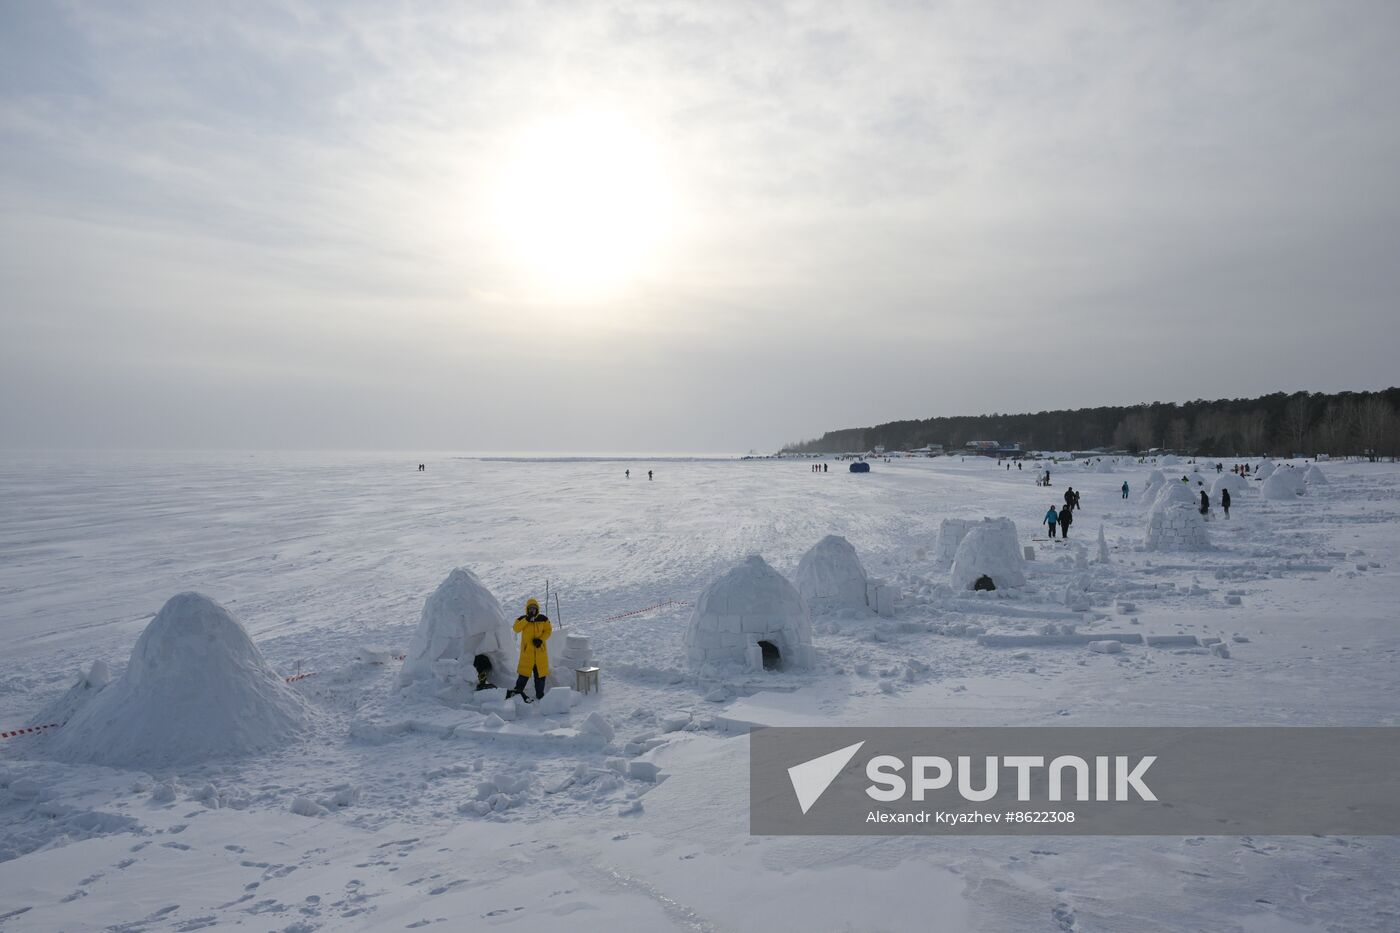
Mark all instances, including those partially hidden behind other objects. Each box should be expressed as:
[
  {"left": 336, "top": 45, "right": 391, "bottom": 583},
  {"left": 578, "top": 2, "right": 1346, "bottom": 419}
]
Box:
[
  {"left": 398, "top": 567, "right": 513, "bottom": 690},
  {"left": 1145, "top": 502, "right": 1211, "bottom": 550},
  {"left": 932, "top": 519, "right": 976, "bottom": 568},
  {"left": 685, "top": 555, "right": 815, "bottom": 671},
  {"left": 793, "top": 535, "right": 869, "bottom": 610},
  {"left": 549, "top": 633, "right": 595, "bottom": 688}
]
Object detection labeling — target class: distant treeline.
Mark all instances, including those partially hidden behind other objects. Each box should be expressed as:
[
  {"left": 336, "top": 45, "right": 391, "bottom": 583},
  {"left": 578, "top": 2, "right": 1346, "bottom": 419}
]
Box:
[{"left": 782, "top": 388, "right": 1400, "bottom": 459}]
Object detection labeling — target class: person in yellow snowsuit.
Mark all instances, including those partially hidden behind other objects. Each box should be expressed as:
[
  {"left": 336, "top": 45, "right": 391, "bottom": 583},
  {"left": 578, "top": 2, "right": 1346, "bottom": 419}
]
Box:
[{"left": 509, "top": 598, "right": 551, "bottom": 701}]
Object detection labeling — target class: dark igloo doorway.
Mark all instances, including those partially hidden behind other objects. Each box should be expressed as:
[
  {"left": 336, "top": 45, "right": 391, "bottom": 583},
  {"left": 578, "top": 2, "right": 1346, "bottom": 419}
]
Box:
[
  {"left": 473, "top": 654, "right": 495, "bottom": 690},
  {"left": 758, "top": 640, "right": 782, "bottom": 671}
]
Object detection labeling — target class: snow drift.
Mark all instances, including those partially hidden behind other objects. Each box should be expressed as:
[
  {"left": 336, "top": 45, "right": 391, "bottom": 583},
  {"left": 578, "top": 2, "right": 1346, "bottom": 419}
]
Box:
[
  {"left": 949, "top": 518, "right": 1026, "bottom": 591},
  {"left": 685, "top": 555, "right": 815, "bottom": 671},
  {"left": 398, "top": 568, "right": 514, "bottom": 690},
  {"left": 49, "top": 592, "right": 309, "bottom": 768},
  {"left": 793, "top": 535, "right": 869, "bottom": 610}
]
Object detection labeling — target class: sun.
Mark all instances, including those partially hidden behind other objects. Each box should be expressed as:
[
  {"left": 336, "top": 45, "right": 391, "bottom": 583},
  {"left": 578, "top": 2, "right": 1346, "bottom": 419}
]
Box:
[{"left": 491, "top": 111, "right": 673, "bottom": 300}]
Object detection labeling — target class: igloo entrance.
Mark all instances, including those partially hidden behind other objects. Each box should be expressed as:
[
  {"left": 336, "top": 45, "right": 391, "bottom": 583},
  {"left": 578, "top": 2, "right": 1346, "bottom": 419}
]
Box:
[{"left": 758, "top": 640, "right": 781, "bottom": 670}]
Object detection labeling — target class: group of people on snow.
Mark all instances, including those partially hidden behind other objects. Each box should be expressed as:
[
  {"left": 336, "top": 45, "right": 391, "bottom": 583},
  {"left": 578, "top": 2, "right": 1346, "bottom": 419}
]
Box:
[{"left": 810, "top": 463, "right": 829, "bottom": 472}]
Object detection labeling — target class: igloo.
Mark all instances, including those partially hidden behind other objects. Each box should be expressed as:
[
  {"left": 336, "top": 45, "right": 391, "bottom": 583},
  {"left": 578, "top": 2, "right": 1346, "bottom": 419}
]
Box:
[
  {"left": 398, "top": 568, "right": 514, "bottom": 690},
  {"left": 1142, "top": 469, "right": 1167, "bottom": 499},
  {"left": 1211, "top": 472, "right": 1248, "bottom": 497},
  {"left": 1160, "top": 454, "right": 1181, "bottom": 466},
  {"left": 1094, "top": 459, "right": 1116, "bottom": 474},
  {"left": 793, "top": 535, "right": 869, "bottom": 610},
  {"left": 949, "top": 518, "right": 1026, "bottom": 591},
  {"left": 685, "top": 555, "right": 815, "bottom": 671},
  {"left": 933, "top": 519, "right": 976, "bottom": 567},
  {"left": 1256, "top": 460, "right": 1277, "bottom": 479},
  {"left": 49, "top": 593, "right": 309, "bottom": 768},
  {"left": 1261, "top": 468, "right": 1306, "bottom": 500},
  {"left": 1144, "top": 486, "right": 1211, "bottom": 550},
  {"left": 1305, "top": 464, "right": 1329, "bottom": 485}
]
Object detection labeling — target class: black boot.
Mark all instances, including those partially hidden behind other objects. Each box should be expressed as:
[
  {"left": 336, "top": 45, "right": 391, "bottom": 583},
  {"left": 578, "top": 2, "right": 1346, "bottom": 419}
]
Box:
[{"left": 534, "top": 674, "right": 547, "bottom": 701}]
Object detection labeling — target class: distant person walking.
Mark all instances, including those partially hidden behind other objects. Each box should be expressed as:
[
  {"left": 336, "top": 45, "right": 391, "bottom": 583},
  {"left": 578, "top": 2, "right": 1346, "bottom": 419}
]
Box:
[
  {"left": 1072, "top": 489, "right": 1081, "bottom": 510},
  {"left": 1221, "top": 488, "right": 1231, "bottom": 518},
  {"left": 648, "top": 470, "right": 653, "bottom": 481},
  {"left": 626, "top": 469, "right": 630, "bottom": 479},
  {"left": 1199, "top": 490, "right": 1210, "bottom": 517},
  {"left": 1045, "top": 505, "right": 1060, "bottom": 538},
  {"left": 1121, "top": 480, "right": 1130, "bottom": 499},
  {"left": 1064, "top": 487, "right": 1076, "bottom": 510},
  {"left": 1058, "top": 504, "right": 1074, "bottom": 538}
]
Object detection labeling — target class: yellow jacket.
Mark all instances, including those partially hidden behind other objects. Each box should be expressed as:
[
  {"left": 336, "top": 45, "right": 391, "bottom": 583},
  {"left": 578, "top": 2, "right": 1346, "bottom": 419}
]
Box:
[{"left": 514, "top": 614, "right": 552, "bottom": 676}]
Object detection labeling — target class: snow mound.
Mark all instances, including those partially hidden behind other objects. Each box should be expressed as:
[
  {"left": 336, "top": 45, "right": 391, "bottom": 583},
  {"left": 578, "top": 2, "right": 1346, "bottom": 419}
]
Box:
[
  {"left": 1261, "top": 468, "right": 1306, "bottom": 500},
  {"left": 1160, "top": 455, "right": 1181, "bottom": 466},
  {"left": 1256, "top": 460, "right": 1277, "bottom": 479},
  {"left": 1305, "top": 464, "right": 1328, "bottom": 485},
  {"left": 932, "top": 518, "right": 976, "bottom": 567},
  {"left": 1152, "top": 479, "right": 1199, "bottom": 510},
  {"left": 1094, "top": 459, "right": 1116, "bottom": 474},
  {"left": 49, "top": 593, "right": 309, "bottom": 768},
  {"left": 685, "top": 555, "right": 815, "bottom": 671},
  {"left": 949, "top": 518, "right": 1026, "bottom": 591},
  {"left": 793, "top": 535, "right": 869, "bottom": 610},
  {"left": 1211, "top": 472, "right": 1248, "bottom": 497},
  {"left": 398, "top": 568, "right": 514, "bottom": 690},
  {"left": 1145, "top": 500, "right": 1210, "bottom": 551}
]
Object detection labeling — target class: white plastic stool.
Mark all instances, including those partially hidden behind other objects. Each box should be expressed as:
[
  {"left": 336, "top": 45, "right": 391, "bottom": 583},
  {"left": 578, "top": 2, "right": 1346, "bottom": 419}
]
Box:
[{"left": 574, "top": 666, "right": 600, "bottom": 694}]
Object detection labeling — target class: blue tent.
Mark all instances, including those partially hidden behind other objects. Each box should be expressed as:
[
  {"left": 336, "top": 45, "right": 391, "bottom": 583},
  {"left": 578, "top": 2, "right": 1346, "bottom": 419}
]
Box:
[{"left": 849, "top": 461, "right": 871, "bottom": 473}]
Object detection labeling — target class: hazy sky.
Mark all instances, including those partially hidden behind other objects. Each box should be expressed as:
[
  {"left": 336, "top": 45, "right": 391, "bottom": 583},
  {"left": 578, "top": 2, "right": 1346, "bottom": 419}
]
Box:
[{"left": 3, "top": 1, "right": 1399, "bottom": 453}]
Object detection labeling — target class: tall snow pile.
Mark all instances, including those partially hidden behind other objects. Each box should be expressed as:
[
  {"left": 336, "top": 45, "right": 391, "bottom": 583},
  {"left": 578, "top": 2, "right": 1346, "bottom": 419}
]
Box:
[
  {"left": 949, "top": 518, "right": 1026, "bottom": 591},
  {"left": 1094, "top": 458, "right": 1116, "bottom": 473},
  {"left": 49, "top": 593, "right": 309, "bottom": 767},
  {"left": 1262, "top": 467, "right": 1306, "bottom": 500},
  {"left": 685, "top": 555, "right": 815, "bottom": 671},
  {"left": 399, "top": 568, "right": 513, "bottom": 690},
  {"left": 933, "top": 518, "right": 975, "bottom": 567},
  {"left": 793, "top": 535, "right": 869, "bottom": 610},
  {"left": 1211, "top": 472, "right": 1248, "bottom": 497},
  {"left": 1145, "top": 483, "right": 1210, "bottom": 550},
  {"left": 1305, "top": 464, "right": 1329, "bottom": 485},
  {"left": 1256, "top": 460, "right": 1277, "bottom": 479}
]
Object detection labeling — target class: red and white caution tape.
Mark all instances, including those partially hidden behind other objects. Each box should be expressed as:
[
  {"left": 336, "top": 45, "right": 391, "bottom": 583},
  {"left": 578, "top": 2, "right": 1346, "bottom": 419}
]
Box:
[
  {"left": 601, "top": 599, "right": 690, "bottom": 623},
  {"left": 1, "top": 721, "right": 63, "bottom": 740},
  {"left": 284, "top": 671, "right": 319, "bottom": 684}
]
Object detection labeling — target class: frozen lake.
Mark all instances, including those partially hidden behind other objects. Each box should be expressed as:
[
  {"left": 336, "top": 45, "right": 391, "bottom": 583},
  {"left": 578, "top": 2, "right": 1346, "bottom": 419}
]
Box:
[{"left": 3, "top": 451, "right": 1400, "bottom": 931}]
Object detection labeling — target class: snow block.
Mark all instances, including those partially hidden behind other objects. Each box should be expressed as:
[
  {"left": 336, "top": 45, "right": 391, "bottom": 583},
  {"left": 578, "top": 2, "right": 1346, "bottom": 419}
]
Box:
[
  {"left": 687, "top": 555, "right": 814, "bottom": 671},
  {"left": 1143, "top": 634, "right": 1203, "bottom": 647},
  {"left": 977, "top": 633, "right": 1144, "bottom": 647},
  {"left": 1088, "top": 640, "right": 1124, "bottom": 654},
  {"left": 949, "top": 518, "right": 1026, "bottom": 591},
  {"left": 537, "top": 687, "right": 575, "bottom": 716}
]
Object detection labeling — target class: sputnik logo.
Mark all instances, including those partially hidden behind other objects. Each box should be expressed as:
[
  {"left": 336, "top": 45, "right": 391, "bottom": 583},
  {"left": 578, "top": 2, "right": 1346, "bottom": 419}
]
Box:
[{"left": 788, "top": 741, "right": 865, "bottom": 814}]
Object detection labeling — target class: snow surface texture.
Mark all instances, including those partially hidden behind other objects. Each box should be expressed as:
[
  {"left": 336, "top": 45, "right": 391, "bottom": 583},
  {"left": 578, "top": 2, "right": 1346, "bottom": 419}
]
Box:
[
  {"left": 48, "top": 592, "right": 309, "bottom": 768},
  {"left": 949, "top": 518, "right": 1026, "bottom": 590},
  {"left": 1262, "top": 468, "right": 1307, "bottom": 501},
  {"left": 792, "top": 535, "right": 869, "bottom": 610},
  {"left": 685, "top": 555, "right": 815, "bottom": 670},
  {"left": 398, "top": 567, "right": 513, "bottom": 691}
]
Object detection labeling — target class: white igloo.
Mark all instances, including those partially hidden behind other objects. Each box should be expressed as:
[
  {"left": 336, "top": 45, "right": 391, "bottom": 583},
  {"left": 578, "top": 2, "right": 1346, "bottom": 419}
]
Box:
[
  {"left": 933, "top": 518, "right": 976, "bottom": 567},
  {"left": 398, "top": 568, "right": 514, "bottom": 690},
  {"left": 793, "top": 535, "right": 869, "bottom": 610},
  {"left": 1142, "top": 469, "right": 1167, "bottom": 499},
  {"left": 49, "top": 593, "right": 309, "bottom": 768},
  {"left": 1094, "top": 458, "right": 1116, "bottom": 474},
  {"left": 1261, "top": 468, "right": 1306, "bottom": 500},
  {"left": 1305, "top": 464, "right": 1329, "bottom": 485},
  {"left": 685, "top": 555, "right": 815, "bottom": 671},
  {"left": 949, "top": 518, "right": 1026, "bottom": 591},
  {"left": 1160, "top": 454, "right": 1181, "bottom": 466},
  {"left": 1211, "top": 472, "right": 1248, "bottom": 497},
  {"left": 1256, "top": 460, "right": 1277, "bottom": 479},
  {"left": 1145, "top": 485, "right": 1211, "bottom": 551}
]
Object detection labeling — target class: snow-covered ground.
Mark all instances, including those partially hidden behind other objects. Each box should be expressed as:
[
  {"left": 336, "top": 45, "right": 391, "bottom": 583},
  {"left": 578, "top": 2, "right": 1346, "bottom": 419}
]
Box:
[{"left": 2, "top": 452, "right": 1398, "bottom": 932}]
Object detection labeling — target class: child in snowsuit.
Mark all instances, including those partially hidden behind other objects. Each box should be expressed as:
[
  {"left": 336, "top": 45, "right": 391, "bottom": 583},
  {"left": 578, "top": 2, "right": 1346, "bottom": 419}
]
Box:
[
  {"left": 510, "top": 598, "right": 552, "bottom": 701},
  {"left": 1045, "top": 506, "right": 1060, "bottom": 538},
  {"left": 1058, "top": 504, "right": 1074, "bottom": 538},
  {"left": 1121, "top": 481, "right": 1129, "bottom": 499}
]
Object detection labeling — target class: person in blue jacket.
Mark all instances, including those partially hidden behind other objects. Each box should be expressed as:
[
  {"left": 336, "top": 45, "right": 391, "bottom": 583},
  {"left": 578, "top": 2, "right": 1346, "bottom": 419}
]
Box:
[
  {"left": 1121, "top": 480, "right": 1129, "bottom": 499},
  {"left": 1044, "top": 505, "right": 1060, "bottom": 538}
]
